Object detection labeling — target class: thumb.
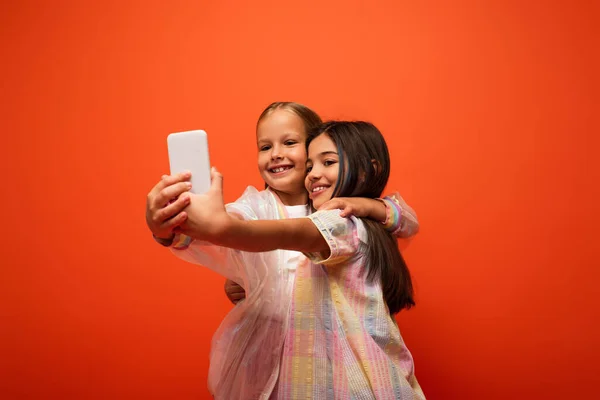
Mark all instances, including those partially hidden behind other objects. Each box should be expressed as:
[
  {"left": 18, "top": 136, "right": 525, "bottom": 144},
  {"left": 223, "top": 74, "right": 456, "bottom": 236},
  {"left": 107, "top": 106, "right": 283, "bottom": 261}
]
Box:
[
  {"left": 340, "top": 206, "right": 353, "bottom": 218},
  {"left": 210, "top": 167, "right": 223, "bottom": 194}
]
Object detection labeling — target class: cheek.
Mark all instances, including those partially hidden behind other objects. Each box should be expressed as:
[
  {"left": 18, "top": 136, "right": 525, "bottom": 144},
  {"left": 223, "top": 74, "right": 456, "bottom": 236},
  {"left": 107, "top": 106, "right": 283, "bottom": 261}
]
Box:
[
  {"left": 328, "top": 170, "right": 339, "bottom": 185},
  {"left": 293, "top": 147, "right": 307, "bottom": 164},
  {"left": 296, "top": 164, "right": 307, "bottom": 175},
  {"left": 325, "top": 187, "right": 335, "bottom": 200},
  {"left": 257, "top": 153, "right": 268, "bottom": 169}
]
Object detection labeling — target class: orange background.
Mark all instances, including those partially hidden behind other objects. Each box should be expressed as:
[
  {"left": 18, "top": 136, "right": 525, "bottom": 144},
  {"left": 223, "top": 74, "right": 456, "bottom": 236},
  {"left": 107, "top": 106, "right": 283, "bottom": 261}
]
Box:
[{"left": 1, "top": 1, "right": 598, "bottom": 399}]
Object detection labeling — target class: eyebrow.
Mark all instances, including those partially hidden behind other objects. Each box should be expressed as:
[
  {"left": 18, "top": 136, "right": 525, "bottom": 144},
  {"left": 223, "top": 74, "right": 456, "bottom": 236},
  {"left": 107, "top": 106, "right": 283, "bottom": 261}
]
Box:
[
  {"left": 306, "top": 151, "right": 338, "bottom": 163},
  {"left": 257, "top": 132, "right": 302, "bottom": 145}
]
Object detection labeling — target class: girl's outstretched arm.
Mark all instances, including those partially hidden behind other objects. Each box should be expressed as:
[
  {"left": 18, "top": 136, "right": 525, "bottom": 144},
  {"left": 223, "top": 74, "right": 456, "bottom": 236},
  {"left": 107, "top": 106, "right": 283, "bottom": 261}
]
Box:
[
  {"left": 219, "top": 217, "right": 328, "bottom": 253},
  {"left": 178, "top": 168, "right": 329, "bottom": 254}
]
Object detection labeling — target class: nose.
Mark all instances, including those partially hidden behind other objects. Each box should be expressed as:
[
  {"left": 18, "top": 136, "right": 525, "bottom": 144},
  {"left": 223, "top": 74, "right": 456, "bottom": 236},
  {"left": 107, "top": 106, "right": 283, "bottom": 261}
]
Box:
[
  {"left": 270, "top": 144, "right": 283, "bottom": 160},
  {"left": 307, "top": 166, "right": 321, "bottom": 181}
]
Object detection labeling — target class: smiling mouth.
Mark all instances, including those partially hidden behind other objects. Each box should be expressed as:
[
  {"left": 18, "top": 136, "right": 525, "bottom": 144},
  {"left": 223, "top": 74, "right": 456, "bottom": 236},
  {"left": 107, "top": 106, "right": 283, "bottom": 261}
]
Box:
[
  {"left": 269, "top": 166, "right": 293, "bottom": 174},
  {"left": 310, "top": 185, "right": 330, "bottom": 198}
]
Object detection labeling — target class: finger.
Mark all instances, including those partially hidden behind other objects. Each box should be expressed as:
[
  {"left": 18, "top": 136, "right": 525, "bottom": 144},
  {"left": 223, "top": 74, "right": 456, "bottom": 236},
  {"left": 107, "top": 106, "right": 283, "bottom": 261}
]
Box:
[
  {"left": 224, "top": 279, "right": 236, "bottom": 288},
  {"left": 164, "top": 171, "right": 192, "bottom": 186},
  {"left": 161, "top": 211, "right": 187, "bottom": 230},
  {"left": 151, "top": 172, "right": 192, "bottom": 198},
  {"left": 156, "top": 193, "right": 191, "bottom": 222},
  {"left": 156, "top": 181, "right": 193, "bottom": 207},
  {"left": 225, "top": 280, "right": 241, "bottom": 289},
  {"left": 231, "top": 293, "right": 246, "bottom": 301},
  {"left": 340, "top": 206, "right": 354, "bottom": 218},
  {"left": 210, "top": 167, "right": 223, "bottom": 193},
  {"left": 149, "top": 172, "right": 191, "bottom": 195},
  {"left": 319, "top": 199, "right": 342, "bottom": 211}
]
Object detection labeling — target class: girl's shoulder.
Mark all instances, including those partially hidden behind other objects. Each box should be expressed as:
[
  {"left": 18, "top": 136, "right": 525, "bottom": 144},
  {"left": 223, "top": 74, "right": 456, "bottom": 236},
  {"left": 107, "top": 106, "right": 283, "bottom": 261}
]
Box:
[
  {"left": 226, "top": 186, "right": 280, "bottom": 220},
  {"left": 229, "top": 186, "right": 272, "bottom": 205}
]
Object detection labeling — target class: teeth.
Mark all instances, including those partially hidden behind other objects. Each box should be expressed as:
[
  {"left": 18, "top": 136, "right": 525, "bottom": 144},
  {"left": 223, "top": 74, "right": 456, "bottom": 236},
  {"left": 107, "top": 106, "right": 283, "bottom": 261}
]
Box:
[
  {"left": 271, "top": 167, "right": 290, "bottom": 173},
  {"left": 312, "top": 186, "right": 327, "bottom": 193}
]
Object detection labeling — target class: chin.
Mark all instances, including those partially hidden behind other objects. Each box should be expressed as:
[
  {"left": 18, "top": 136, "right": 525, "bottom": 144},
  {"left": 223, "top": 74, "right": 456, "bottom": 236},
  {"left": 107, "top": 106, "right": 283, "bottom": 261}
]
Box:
[{"left": 269, "top": 177, "right": 302, "bottom": 193}]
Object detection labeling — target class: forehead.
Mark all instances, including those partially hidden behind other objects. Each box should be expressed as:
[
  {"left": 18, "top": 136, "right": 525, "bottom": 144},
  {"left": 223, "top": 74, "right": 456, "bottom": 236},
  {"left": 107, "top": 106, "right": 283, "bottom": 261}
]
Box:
[
  {"left": 256, "top": 109, "right": 306, "bottom": 142},
  {"left": 308, "top": 134, "right": 337, "bottom": 157}
]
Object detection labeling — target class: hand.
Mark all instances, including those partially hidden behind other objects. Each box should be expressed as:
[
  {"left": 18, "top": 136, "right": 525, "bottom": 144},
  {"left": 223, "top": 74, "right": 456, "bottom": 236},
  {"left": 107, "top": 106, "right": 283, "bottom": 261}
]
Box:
[
  {"left": 224, "top": 279, "right": 246, "bottom": 304},
  {"left": 319, "top": 197, "right": 385, "bottom": 221},
  {"left": 177, "top": 168, "right": 233, "bottom": 242},
  {"left": 146, "top": 172, "right": 192, "bottom": 239}
]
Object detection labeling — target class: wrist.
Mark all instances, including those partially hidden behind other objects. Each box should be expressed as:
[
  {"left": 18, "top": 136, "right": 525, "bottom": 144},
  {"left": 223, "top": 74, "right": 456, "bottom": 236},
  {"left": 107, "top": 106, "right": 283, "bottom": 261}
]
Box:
[
  {"left": 374, "top": 198, "right": 388, "bottom": 223},
  {"left": 223, "top": 215, "right": 237, "bottom": 235},
  {"left": 379, "top": 197, "right": 401, "bottom": 231},
  {"left": 213, "top": 214, "right": 240, "bottom": 246}
]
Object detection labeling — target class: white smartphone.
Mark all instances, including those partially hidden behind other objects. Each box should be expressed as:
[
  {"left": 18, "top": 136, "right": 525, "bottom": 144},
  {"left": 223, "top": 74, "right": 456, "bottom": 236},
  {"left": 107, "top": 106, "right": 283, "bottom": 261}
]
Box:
[{"left": 167, "top": 130, "right": 211, "bottom": 194}]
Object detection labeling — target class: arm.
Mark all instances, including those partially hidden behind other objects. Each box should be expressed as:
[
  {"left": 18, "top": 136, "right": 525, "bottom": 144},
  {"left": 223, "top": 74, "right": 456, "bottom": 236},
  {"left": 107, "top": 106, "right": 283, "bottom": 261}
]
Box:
[
  {"left": 215, "top": 217, "right": 329, "bottom": 254},
  {"left": 318, "top": 192, "right": 420, "bottom": 238},
  {"left": 209, "top": 194, "right": 416, "bottom": 252},
  {"left": 146, "top": 171, "right": 261, "bottom": 283},
  {"left": 177, "top": 168, "right": 329, "bottom": 254},
  {"left": 188, "top": 210, "right": 358, "bottom": 265},
  {"left": 170, "top": 210, "right": 245, "bottom": 250},
  {"left": 169, "top": 189, "right": 269, "bottom": 283},
  {"left": 384, "top": 193, "right": 419, "bottom": 238}
]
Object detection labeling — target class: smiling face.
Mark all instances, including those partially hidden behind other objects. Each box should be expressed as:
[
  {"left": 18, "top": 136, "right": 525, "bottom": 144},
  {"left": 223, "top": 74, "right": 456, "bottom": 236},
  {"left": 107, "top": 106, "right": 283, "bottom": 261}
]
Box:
[
  {"left": 256, "top": 108, "right": 309, "bottom": 205},
  {"left": 305, "top": 133, "right": 340, "bottom": 210}
]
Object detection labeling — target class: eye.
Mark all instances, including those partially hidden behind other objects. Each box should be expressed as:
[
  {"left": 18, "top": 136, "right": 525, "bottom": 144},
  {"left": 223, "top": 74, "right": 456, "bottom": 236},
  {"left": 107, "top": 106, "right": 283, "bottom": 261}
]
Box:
[
  {"left": 306, "top": 165, "right": 313, "bottom": 172},
  {"left": 259, "top": 145, "right": 271, "bottom": 151},
  {"left": 324, "top": 159, "right": 338, "bottom": 167},
  {"left": 284, "top": 140, "right": 297, "bottom": 146}
]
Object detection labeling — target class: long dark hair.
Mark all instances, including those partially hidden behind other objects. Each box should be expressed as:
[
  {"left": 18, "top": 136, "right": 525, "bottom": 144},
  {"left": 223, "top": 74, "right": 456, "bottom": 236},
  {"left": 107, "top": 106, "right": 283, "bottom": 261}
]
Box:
[{"left": 306, "top": 121, "right": 415, "bottom": 314}]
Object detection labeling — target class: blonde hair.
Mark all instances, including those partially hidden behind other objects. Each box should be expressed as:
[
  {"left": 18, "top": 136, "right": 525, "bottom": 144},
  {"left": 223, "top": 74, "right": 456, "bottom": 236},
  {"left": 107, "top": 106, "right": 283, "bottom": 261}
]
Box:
[{"left": 257, "top": 102, "right": 322, "bottom": 134}]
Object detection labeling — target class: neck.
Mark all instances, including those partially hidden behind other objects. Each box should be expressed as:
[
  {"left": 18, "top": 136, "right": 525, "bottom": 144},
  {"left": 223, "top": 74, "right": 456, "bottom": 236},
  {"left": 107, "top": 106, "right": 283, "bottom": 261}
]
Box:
[{"left": 271, "top": 188, "right": 307, "bottom": 206}]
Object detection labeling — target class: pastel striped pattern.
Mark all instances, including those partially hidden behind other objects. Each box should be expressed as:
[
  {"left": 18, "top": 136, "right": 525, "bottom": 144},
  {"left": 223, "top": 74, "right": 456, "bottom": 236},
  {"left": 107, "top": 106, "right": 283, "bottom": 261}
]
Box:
[
  {"left": 274, "top": 210, "right": 425, "bottom": 399},
  {"left": 381, "top": 196, "right": 403, "bottom": 236}
]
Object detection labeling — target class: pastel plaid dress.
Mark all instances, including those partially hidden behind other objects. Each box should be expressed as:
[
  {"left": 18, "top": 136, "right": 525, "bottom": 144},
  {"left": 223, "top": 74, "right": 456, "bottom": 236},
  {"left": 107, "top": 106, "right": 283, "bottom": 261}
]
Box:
[
  {"left": 271, "top": 210, "right": 425, "bottom": 400},
  {"left": 171, "top": 187, "right": 422, "bottom": 399}
]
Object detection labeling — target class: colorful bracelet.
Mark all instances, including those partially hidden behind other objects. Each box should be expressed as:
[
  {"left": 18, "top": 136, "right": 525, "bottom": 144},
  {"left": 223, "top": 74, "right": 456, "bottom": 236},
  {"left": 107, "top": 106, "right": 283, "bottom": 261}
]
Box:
[
  {"left": 380, "top": 196, "right": 403, "bottom": 234},
  {"left": 172, "top": 234, "right": 193, "bottom": 250}
]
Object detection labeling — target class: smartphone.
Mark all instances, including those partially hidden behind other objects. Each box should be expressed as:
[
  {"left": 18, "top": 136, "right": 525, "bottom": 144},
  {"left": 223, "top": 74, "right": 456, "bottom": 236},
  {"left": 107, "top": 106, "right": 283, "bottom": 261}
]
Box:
[{"left": 167, "top": 130, "right": 211, "bottom": 194}]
